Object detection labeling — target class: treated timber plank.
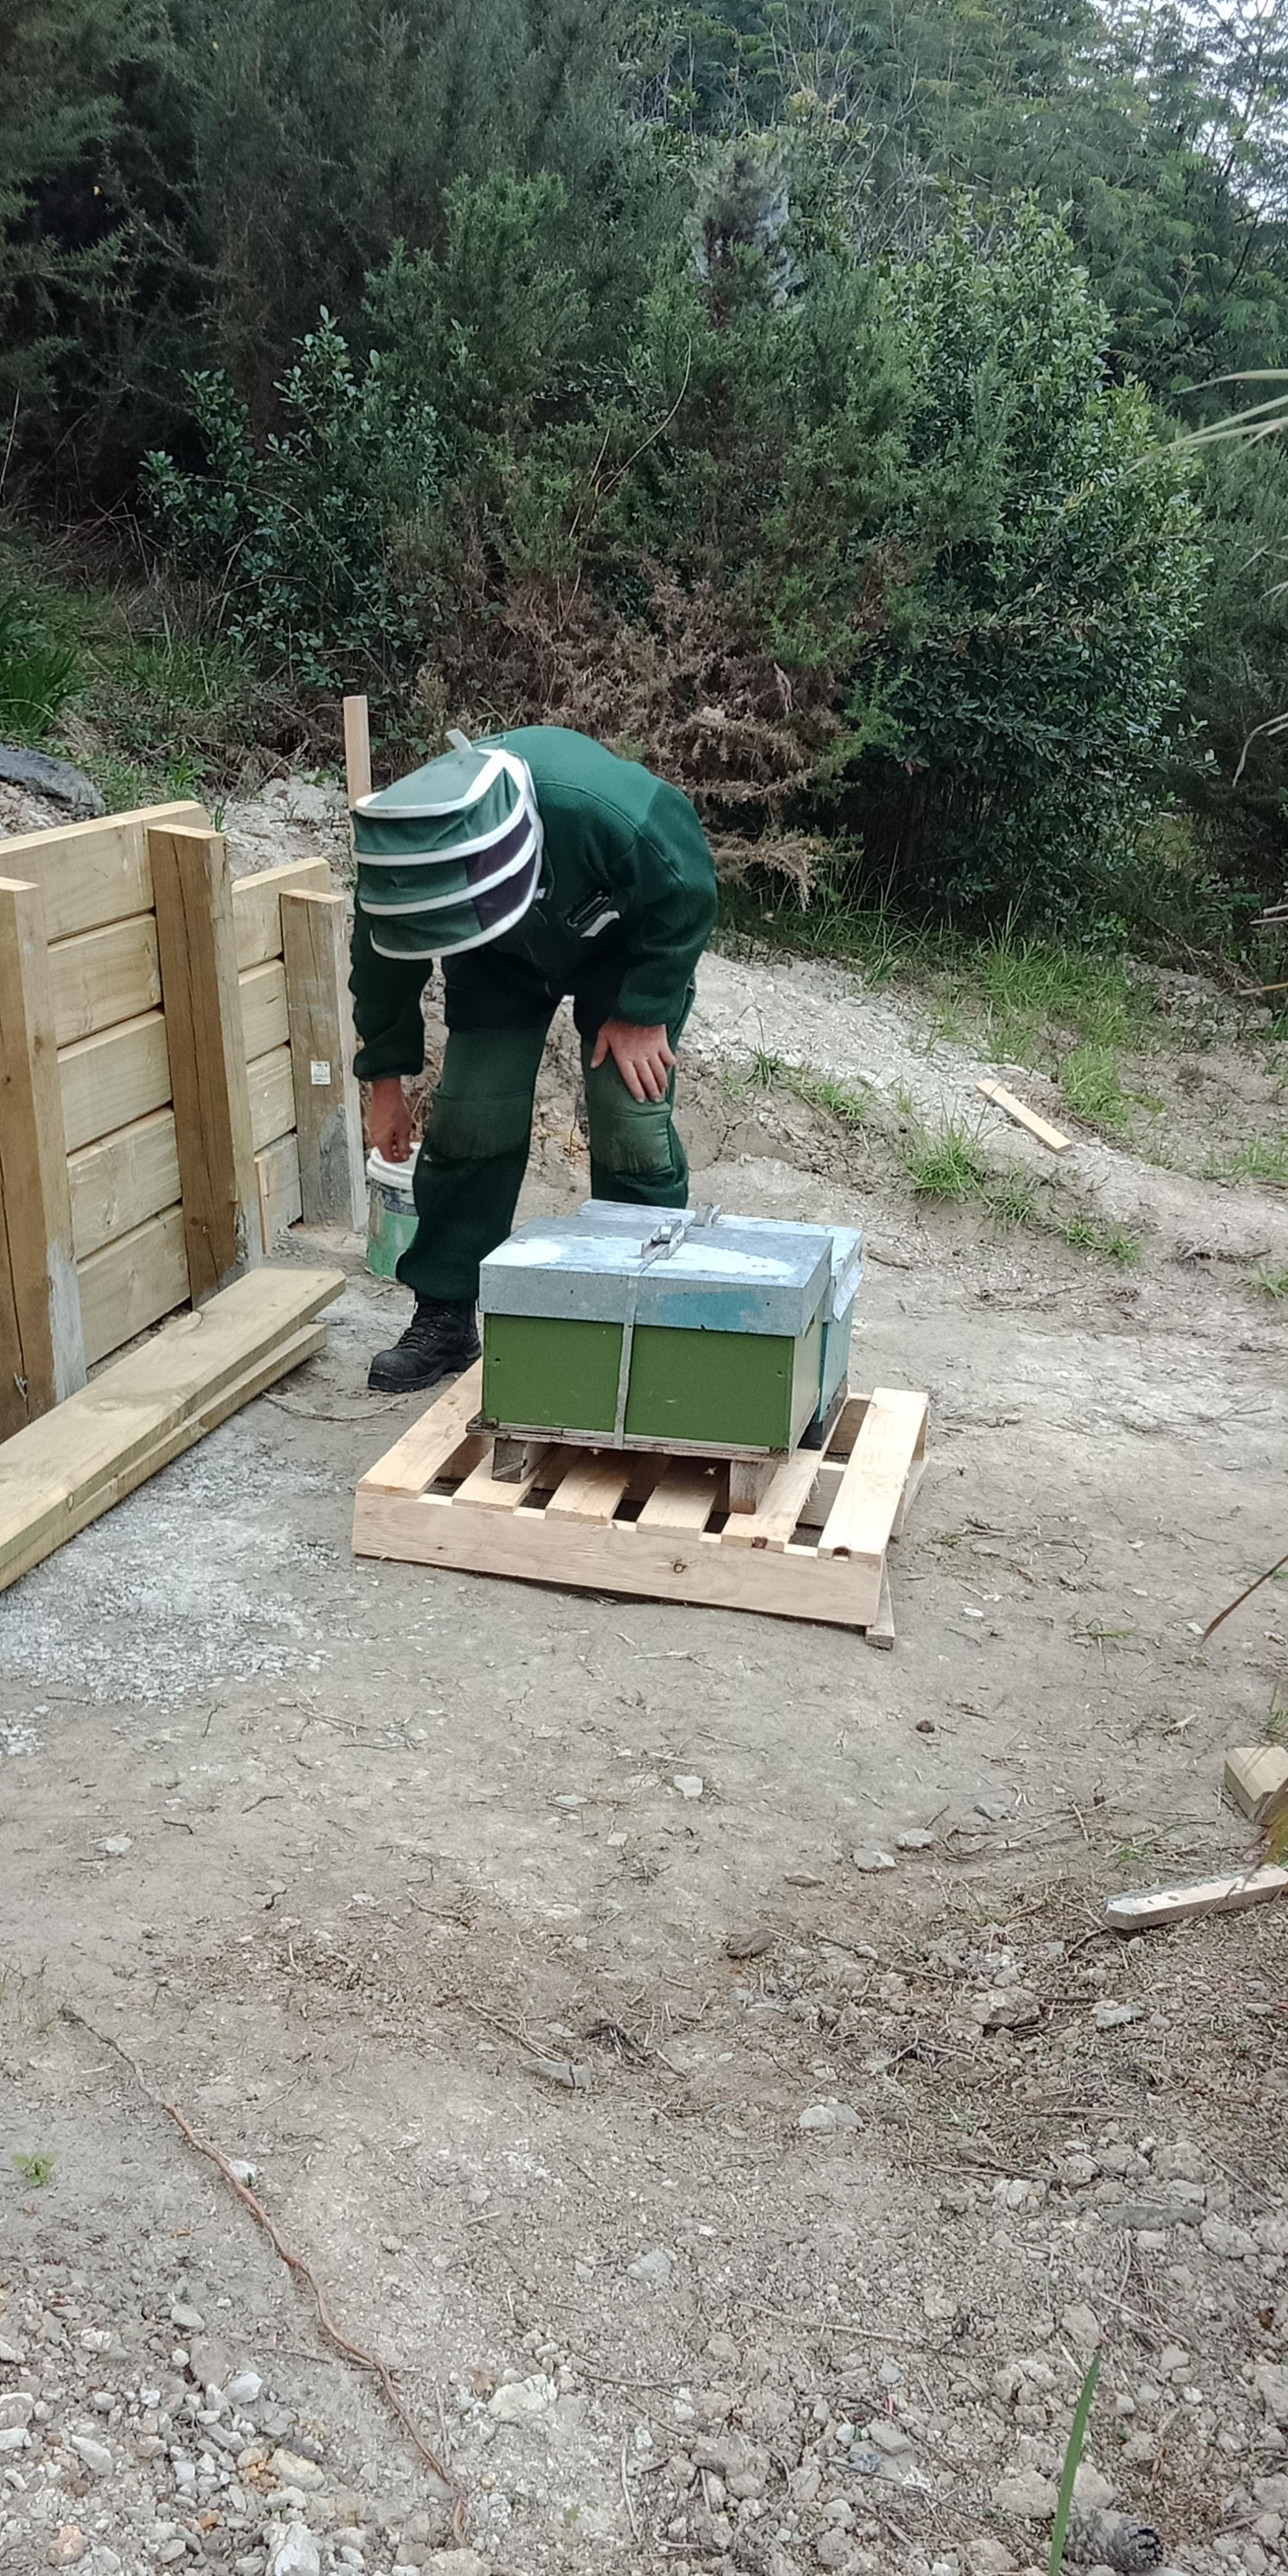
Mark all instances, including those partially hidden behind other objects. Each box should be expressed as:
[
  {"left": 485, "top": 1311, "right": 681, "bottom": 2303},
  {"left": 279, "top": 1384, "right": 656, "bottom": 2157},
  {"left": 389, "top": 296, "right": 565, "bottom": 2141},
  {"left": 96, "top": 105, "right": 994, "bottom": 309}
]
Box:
[
  {"left": 344, "top": 695, "right": 373, "bottom": 803},
  {"left": 546, "top": 1453, "right": 633, "bottom": 1524},
  {"left": 0, "top": 1321, "right": 326, "bottom": 1595},
  {"left": 282, "top": 888, "right": 366, "bottom": 1229},
  {"left": 0, "top": 877, "right": 86, "bottom": 1431},
  {"left": 0, "top": 801, "right": 206, "bottom": 941},
  {"left": 151, "top": 826, "right": 259, "bottom": 1302},
  {"left": 68, "top": 1110, "right": 181, "bottom": 1261},
  {"left": 817, "top": 1390, "right": 928, "bottom": 1565},
  {"left": 238, "top": 959, "right": 290, "bottom": 1062},
  {"left": 977, "top": 1079, "right": 1070, "bottom": 1154},
  {"left": 722, "top": 1448, "right": 822, "bottom": 1551},
  {"left": 1105, "top": 1866, "right": 1288, "bottom": 1931},
  {"left": 58, "top": 1012, "right": 172, "bottom": 1155},
  {"left": 0, "top": 1266, "right": 344, "bottom": 1578},
  {"left": 248, "top": 1046, "right": 297, "bottom": 1152},
  {"left": 256, "top": 1133, "right": 303, "bottom": 1249},
  {"left": 77, "top": 1203, "right": 189, "bottom": 1367},
  {"left": 637, "top": 1460, "right": 721, "bottom": 1532},
  {"left": 49, "top": 915, "right": 161, "bottom": 1045},
  {"left": 232, "top": 859, "right": 331, "bottom": 973},
  {"left": 352, "top": 1491, "right": 886, "bottom": 1628},
  {"left": 358, "top": 1362, "right": 485, "bottom": 1497}
]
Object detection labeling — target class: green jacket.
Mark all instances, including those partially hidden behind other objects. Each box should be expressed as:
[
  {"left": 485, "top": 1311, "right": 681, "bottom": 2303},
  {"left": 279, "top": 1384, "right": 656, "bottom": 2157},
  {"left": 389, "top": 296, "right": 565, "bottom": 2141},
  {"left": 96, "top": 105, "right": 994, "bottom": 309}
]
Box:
[{"left": 350, "top": 726, "right": 718, "bottom": 1081}]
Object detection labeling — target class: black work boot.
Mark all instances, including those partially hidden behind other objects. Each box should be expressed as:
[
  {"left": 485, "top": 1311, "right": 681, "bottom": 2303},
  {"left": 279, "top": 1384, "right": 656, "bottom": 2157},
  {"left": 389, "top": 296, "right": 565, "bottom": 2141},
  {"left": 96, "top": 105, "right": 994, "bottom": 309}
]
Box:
[{"left": 367, "top": 1297, "right": 481, "bottom": 1395}]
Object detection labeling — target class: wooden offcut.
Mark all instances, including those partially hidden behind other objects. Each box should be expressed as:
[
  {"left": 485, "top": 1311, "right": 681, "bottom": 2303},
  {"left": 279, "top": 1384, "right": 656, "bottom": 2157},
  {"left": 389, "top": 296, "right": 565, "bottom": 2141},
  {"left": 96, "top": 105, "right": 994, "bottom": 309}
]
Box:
[
  {"left": 344, "top": 694, "right": 373, "bottom": 804},
  {"left": 977, "top": 1079, "right": 1071, "bottom": 1154},
  {"left": 354, "top": 1368, "right": 929, "bottom": 1640},
  {"left": 0, "top": 877, "right": 87, "bottom": 1434},
  {"left": 1223, "top": 1744, "right": 1288, "bottom": 1824},
  {"left": 1105, "top": 1865, "right": 1288, "bottom": 1931},
  {"left": 281, "top": 887, "right": 366, "bottom": 1228},
  {"left": 150, "top": 825, "right": 259, "bottom": 1302},
  {"left": 0, "top": 1265, "right": 343, "bottom": 1592}
]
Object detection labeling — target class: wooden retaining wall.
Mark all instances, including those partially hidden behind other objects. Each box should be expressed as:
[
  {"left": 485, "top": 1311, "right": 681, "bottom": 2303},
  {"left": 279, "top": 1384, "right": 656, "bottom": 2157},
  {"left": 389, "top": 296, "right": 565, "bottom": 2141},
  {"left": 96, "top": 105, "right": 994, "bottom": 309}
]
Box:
[{"left": 0, "top": 804, "right": 365, "bottom": 1441}]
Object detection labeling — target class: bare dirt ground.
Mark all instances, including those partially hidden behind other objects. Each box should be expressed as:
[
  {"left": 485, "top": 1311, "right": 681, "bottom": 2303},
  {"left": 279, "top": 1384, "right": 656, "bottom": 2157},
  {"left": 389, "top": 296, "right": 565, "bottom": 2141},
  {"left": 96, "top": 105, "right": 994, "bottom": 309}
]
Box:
[{"left": 1, "top": 778, "right": 1286, "bottom": 2576}]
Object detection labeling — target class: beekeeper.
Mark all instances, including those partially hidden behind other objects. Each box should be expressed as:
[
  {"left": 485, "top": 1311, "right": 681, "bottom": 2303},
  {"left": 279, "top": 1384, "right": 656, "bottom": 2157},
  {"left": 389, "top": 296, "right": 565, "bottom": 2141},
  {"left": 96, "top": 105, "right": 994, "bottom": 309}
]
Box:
[{"left": 350, "top": 724, "right": 718, "bottom": 1393}]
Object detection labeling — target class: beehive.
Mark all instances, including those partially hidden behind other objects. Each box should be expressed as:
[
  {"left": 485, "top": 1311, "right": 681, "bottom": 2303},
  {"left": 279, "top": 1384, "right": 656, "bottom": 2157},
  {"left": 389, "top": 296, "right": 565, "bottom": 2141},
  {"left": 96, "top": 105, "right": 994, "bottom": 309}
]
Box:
[{"left": 479, "top": 1202, "right": 863, "bottom": 1455}]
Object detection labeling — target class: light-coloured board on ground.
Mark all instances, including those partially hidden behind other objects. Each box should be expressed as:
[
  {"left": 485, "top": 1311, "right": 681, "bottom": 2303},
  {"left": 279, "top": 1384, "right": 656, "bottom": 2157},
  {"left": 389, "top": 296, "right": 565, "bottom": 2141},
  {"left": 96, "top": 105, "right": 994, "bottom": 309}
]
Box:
[
  {"left": 1105, "top": 1866, "right": 1288, "bottom": 1930},
  {"left": 977, "top": 1079, "right": 1071, "bottom": 1154}
]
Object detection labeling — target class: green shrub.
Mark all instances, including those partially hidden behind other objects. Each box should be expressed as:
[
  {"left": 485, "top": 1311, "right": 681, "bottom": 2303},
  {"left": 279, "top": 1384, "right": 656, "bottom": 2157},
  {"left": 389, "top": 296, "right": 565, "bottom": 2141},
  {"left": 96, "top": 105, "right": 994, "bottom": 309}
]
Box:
[{"left": 0, "top": 590, "right": 79, "bottom": 738}]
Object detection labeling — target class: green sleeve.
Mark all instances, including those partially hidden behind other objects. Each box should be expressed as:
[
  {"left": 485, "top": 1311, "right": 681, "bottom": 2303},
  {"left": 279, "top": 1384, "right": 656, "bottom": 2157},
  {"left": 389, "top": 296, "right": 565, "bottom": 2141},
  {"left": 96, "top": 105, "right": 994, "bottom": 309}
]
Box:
[
  {"left": 613, "top": 784, "right": 718, "bottom": 1028},
  {"left": 349, "top": 899, "right": 431, "bottom": 1080}
]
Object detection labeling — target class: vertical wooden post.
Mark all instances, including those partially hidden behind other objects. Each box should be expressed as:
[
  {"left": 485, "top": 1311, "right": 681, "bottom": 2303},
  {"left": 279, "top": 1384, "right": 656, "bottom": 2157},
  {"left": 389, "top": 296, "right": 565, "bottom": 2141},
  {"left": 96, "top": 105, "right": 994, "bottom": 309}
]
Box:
[
  {"left": 0, "top": 876, "right": 87, "bottom": 1435},
  {"left": 150, "top": 827, "right": 260, "bottom": 1303},
  {"left": 343, "top": 695, "right": 372, "bottom": 805},
  {"left": 281, "top": 888, "right": 367, "bottom": 1230}
]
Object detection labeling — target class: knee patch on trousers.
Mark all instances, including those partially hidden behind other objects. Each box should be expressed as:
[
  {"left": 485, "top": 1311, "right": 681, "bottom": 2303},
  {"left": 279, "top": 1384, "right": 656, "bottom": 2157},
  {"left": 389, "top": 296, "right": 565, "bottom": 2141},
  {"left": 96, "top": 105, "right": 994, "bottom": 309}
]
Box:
[
  {"left": 425, "top": 1086, "right": 533, "bottom": 1164},
  {"left": 587, "top": 1094, "right": 681, "bottom": 1183}
]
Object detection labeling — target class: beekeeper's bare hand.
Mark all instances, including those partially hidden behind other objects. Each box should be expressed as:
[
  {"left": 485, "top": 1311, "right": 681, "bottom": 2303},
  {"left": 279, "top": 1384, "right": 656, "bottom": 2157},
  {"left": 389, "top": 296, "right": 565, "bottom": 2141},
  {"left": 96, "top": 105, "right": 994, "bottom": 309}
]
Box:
[
  {"left": 367, "top": 1076, "right": 414, "bottom": 1161},
  {"left": 591, "top": 1020, "right": 676, "bottom": 1104}
]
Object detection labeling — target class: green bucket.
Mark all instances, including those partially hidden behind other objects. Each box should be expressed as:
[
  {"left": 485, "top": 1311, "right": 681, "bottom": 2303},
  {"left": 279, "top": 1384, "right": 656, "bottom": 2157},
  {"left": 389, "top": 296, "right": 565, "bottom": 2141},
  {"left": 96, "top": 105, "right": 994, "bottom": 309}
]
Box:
[{"left": 366, "top": 1147, "right": 419, "bottom": 1280}]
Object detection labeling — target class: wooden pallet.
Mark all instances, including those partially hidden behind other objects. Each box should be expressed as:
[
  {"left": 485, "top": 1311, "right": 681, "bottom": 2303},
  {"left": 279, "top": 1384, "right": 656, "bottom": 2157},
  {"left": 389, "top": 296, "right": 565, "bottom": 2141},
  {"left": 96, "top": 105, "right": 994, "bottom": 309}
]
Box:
[{"left": 352, "top": 1365, "right": 928, "bottom": 1642}]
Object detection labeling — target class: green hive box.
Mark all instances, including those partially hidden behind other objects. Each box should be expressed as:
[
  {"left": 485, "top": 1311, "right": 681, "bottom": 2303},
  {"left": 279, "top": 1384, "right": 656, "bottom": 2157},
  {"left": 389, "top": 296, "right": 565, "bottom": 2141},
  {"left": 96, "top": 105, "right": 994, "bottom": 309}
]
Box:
[{"left": 478, "top": 1203, "right": 862, "bottom": 1455}]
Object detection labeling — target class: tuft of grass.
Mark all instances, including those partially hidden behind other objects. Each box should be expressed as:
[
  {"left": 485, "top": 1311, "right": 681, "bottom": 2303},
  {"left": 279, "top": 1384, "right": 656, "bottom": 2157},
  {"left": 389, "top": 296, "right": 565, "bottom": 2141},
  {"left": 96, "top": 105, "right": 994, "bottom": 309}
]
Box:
[
  {"left": 986, "top": 1170, "right": 1040, "bottom": 1227},
  {"left": 0, "top": 591, "right": 80, "bottom": 739},
  {"left": 783, "top": 1064, "right": 871, "bottom": 1126},
  {"left": 1060, "top": 1043, "right": 1132, "bottom": 1134},
  {"left": 1255, "top": 1263, "right": 1288, "bottom": 1300},
  {"left": 1049, "top": 2356, "right": 1101, "bottom": 2575},
  {"left": 1230, "top": 1134, "right": 1288, "bottom": 1186},
  {"left": 903, "top": 1119, "right": 989, "bottom": 1202},
  {"left": 12, "top": 2149, "right": 54, "bottom": 2187},
  {"left": 1062, "top": 1213, "right": 1141, "bottom": 1265}
]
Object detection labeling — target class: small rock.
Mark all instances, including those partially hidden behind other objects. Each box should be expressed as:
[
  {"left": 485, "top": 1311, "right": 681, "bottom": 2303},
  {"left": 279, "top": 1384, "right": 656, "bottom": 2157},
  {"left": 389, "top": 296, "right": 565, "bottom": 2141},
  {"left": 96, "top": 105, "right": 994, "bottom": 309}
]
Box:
[
  {"left": 266, "top": 2527, "right": 321, "bottom": 2576},
  {"left": 0, "top": 746, "right": 105, "bottom": 817},
  {"left": 897, "top": 1827, "right": 936, "bottom": 1851},
  {"left": 1255, "top": 2362, "right": 1288, "bottom": 2424},
  {"left": 225, "top": 2372, "right": 263, "bottom": 2408},
  {"left": 1201, "top": 2216, "right": 1258, "bottom": 2259},
  {"left": 69, "top": 2435, "right": 113, "bottom": 2476},
  {"left": 422, "top": 2558, "right": 486, "bottom": 2575},
  {"left": 975, "top": 1797, "right": 1009, "bottom": 1822},
  {"left": 0, "top": 2425, "right": 31, "bottom": 2453},
  {"left": 1062, "top": 2303, "right": 1102, "bottom": 2352},
  {"left": 673, "top": 1774, "right": 704, "bottom": 1800},
  {"left": 972, "top": 1987, "right": 1039, "bottom": 2030},
  {"left": 991, "top": 2467, "right": 1058, "bottom": 2518},
  {"left": 799, "top": 2102, "right": 859, "bottom": 2134},
  {"left": 1092, "top": 2001, "right": 1144, "bottom": 2029},
  {"left": 0, "top": 2392, "right": 35, "bottom": 2432},
  {"left": 228, "top": 2160, "right": 258, "bottom": 2188},
  {"left": 169, "top": 2302, "right": 206, "bottom": 2334},
  {"left": 783, "top": 1869, "right": 825, "bottom": 1886},
  {"left": 627, "top": 2248, "right": 672, "bottom": 2287},
  {"left": 0, "top": 2336, "right": 27, "bottom": 2365},
  {"left": 100, "top": 1835, "right": 132, "bottom": 1857},
  {"left": 726, "top": 1929, "right": 773, "bottom": 1959},
  {"left": 851, "top": 1847, "right": 897, "bottom": 1873},
  {"left": 487, "top": 2372, "right": 558, "bottom": 2418},
  {"left": 45, "top": 2530, "right": 88, "bottom": 2568},
  {"left": 1107, "top": 2202, "right": 1197, "bottom": 2232},
  {"left": 269, "top": 2447, "right": 325, "bottom": 2487}
]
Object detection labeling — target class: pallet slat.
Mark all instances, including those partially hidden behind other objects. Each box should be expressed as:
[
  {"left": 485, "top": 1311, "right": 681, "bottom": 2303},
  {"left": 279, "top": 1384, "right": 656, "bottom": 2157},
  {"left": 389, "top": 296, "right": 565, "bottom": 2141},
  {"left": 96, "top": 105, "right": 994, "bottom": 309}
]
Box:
[
  {"left": 721, "top": 1447, "right": 822, "bottom": 1551},
  {"left": 359, "top": 1361, "right": 485, "bottom": 1497},
  {"left": 455, "top": 1445, "right": 558, "bottom": 1510},
  {"left": 48, "top": 915, "right": 162, "bottom": 1046},
  {"left": 817, "top": 1390, "right": 928, "bottom": 1564},
  {"left": 637, "top": 1460, "right": 721, "bottom": 1532},
  {"left": 546, "top": 1454, "right": 633, "bottom": 1524}
]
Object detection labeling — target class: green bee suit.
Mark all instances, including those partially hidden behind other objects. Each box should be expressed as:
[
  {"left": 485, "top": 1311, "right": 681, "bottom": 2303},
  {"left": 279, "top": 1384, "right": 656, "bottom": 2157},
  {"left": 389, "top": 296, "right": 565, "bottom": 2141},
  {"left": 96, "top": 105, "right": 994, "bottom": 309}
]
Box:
[{"left": 349, "top": 726, "right": 719, "bottom": 1303}]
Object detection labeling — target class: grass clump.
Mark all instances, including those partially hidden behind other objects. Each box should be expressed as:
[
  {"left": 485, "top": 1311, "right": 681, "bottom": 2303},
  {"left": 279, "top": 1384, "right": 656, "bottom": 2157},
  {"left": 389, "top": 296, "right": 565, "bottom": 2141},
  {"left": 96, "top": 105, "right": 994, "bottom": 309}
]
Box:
[
  {"left": 1253, "top": 1263, "right": 1288, "bottom": 1300},
  {"left": 1062, "top": 1212, "right": 1141, "bottom": 1264},
  {"left": 1230, "top": 1134, "right": 1288, "bottom": 1186},
  {"left": 1060, "top": 1043, "right": 1133, "bottom": 1133},
  {"left": 903, "top": 1119, "right": 989, "bottom": 1201}
]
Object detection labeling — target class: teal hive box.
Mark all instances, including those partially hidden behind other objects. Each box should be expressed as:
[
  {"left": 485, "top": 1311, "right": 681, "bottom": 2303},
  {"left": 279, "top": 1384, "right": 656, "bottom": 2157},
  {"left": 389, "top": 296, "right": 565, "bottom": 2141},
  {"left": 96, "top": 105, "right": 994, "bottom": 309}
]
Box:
[{"left": 478, "top": 1202, "right": 863, "bottom": 1455}]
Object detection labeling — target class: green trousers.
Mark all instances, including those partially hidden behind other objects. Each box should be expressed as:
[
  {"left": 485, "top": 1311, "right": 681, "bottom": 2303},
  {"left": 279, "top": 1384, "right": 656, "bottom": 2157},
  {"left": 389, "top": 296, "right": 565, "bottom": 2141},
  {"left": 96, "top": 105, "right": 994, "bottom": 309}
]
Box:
[{"left": 398, "top": 992, "right": 692, "bottom": 1304}]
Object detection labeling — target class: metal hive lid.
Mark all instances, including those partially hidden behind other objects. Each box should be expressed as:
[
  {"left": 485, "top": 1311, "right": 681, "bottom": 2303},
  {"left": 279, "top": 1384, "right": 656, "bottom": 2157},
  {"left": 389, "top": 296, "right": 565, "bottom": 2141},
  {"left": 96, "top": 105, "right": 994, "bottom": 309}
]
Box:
[{"left": 479, "top": 1210, "right": 832, "bottom": 1337}]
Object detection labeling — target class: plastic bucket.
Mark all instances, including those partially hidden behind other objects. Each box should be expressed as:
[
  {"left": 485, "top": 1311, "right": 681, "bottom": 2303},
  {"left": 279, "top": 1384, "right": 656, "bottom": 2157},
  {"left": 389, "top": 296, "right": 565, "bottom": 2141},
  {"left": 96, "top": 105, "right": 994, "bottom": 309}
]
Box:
[{"left": 366, "top": 1145, "right": 419, "bottom": 1280}]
